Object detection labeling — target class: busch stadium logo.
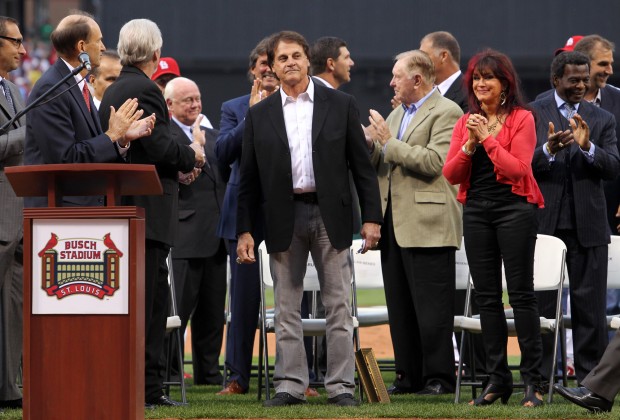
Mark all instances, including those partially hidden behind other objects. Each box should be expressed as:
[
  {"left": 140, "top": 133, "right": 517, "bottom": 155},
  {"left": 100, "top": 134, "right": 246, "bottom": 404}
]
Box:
[{"left": 37, "top": 232, "right": 123, "bottom": 300}]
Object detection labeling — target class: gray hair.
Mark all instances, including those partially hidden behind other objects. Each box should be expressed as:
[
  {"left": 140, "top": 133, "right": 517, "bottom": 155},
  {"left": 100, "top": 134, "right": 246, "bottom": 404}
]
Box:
[
  {"left": 395, "top": 49, "right": 435, "bottom": 86},
  {"left": 117, "top": 19, "right": 162, "bottom": 66}
]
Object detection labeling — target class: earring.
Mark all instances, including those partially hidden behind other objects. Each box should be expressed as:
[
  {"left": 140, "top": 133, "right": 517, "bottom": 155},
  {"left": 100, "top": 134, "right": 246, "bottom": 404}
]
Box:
[{"left": 500, "top": 91, "right": 507, "bottom": 106}]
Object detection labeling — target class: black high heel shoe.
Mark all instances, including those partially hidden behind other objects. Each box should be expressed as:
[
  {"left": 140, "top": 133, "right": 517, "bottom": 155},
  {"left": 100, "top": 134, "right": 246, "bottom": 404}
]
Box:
[
  {"left": 470, "top": 383, "right": 513, "bottom": 406},
  {"left": 521, "top": 384, "right": 543, "bottom": 407}
]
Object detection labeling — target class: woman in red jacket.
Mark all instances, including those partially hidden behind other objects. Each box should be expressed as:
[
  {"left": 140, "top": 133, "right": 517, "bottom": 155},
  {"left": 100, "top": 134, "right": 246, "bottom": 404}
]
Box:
[{"left": 443, "top": 49, "right": 545, "bottom": 407}]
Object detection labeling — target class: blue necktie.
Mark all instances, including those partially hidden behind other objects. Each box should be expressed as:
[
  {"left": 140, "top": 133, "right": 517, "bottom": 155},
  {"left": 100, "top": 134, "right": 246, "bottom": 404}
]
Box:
[
  {"left": 0, "top": 79, "right": 15, "bottom": 114},
  {"left": 564, "top": 103, "right": 576, "bottom": 120}
]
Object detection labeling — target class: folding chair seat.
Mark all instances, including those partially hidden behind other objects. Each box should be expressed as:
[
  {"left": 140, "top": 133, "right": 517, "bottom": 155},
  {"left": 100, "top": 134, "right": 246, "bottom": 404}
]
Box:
[{"left": 453, "top": 234, "right": 567, "bottom": 403}]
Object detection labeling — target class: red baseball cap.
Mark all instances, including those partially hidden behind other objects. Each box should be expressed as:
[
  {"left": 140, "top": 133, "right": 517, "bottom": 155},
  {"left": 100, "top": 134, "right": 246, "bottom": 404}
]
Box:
[
  {"left": 554, "top": 35, "right": 584, "bottom": 56},
  {"left": 151, "top": 57, "right": 181, "bottom": 81}
]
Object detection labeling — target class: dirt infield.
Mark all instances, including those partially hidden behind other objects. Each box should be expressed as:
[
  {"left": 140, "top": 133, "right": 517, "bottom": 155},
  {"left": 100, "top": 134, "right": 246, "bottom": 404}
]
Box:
[{"left": 187, "top": 324, "right": 521, "bottom": 360}]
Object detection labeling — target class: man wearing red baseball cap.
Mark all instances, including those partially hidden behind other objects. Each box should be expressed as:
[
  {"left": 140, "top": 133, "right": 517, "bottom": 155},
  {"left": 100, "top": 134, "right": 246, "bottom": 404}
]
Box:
[
  {"left": 152, "top": 56, "right": 181, "bottom": 91},
  {"left": 555, "top": 35, "right": 584, "bottom": 56}
]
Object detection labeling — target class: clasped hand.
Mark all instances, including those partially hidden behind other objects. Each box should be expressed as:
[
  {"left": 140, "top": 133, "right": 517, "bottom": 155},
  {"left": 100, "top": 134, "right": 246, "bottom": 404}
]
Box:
[{"left": 465, "top": 113, "right": 490, "bottom": 143}]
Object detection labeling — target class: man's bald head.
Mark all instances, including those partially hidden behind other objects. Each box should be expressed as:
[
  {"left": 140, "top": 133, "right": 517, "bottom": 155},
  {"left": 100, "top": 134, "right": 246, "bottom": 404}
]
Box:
[{"left": 51, "top": 12, "right": 105, "bottom": 67}]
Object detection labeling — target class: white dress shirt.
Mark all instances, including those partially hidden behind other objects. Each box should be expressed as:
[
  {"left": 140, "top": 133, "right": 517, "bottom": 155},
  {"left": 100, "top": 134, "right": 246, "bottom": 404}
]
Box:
[{"left": 281, "top": 78, "right": 316, "bottom": 193}]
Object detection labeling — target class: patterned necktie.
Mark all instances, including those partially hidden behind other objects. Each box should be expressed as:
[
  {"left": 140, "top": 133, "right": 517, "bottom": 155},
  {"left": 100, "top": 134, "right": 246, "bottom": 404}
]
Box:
[
  {"left": 82, "top": 83, "right": 91, "bottom": 112},
  {"left": 0, "top": 79, "right": 16, "bottom": 114},
  {"left": 564, "top": 102, "right": 576, "bottom": 120},
  {"left": 397, "top": 104, "right": 416, "bottom": 140}
]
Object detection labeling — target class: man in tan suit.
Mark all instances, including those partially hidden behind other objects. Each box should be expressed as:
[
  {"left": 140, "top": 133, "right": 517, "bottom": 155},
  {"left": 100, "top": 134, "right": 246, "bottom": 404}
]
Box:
[{"left": 366, "top": 49, "right": 462, "bottom": 395}]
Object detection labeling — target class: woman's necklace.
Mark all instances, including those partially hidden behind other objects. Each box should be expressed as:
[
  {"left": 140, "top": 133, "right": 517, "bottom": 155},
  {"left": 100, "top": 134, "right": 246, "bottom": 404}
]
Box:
[{"left": 487, "top": 115, "right": 503, "bottom": 134}]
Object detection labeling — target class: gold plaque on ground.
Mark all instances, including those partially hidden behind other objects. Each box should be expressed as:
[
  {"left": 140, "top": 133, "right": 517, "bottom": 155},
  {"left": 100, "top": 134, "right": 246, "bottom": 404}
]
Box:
[{"left": 355, "top": 347, "right": 390, "bottom": 403}]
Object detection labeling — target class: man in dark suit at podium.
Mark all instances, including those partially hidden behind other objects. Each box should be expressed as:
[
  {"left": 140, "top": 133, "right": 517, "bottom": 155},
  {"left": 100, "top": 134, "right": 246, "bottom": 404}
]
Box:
[
  {"left": 24, "top": 12, "right": 154, "bottom": 208},
  {"left": 165, "top": 77, "right": 228, "bottom": 385},
  {"left": 100, "top": 18, "right": 205, "bottom": 408},
  {"left": 0, "top": 15, "right": 26, "bottom": 410}
]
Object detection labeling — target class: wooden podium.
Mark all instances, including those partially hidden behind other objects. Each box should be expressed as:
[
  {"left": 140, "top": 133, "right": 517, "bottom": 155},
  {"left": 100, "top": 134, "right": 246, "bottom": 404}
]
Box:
[{"left": 6, "top": 164, "right": 162, "bottom": 420}]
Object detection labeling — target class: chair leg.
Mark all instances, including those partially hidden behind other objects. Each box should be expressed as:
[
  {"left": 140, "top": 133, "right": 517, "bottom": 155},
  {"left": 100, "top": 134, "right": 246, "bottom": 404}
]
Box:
[
  {"left": 164, "top": 332, "right": 173, "bottom": 397},
  {"left": 257, "top": 332, "right": 263, "bottom": 401},
  {"left": 174, "top": 328, "right": 187, "bottom": 404}
]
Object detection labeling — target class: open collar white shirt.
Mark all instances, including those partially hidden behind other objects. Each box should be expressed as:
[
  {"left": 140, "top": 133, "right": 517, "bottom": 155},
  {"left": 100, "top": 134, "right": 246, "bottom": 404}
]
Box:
[
  {"left": 280, "top": 77, "right": 316, "bottom": 193},
  {"left": 436, "top": 70, "right": 461, "bottom": 96}
]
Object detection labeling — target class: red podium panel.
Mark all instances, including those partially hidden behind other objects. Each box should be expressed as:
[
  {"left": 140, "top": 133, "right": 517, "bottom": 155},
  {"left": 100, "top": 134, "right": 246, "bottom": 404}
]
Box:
[{"left": 7, "top": 164, "right": 162, "bottom": 420}]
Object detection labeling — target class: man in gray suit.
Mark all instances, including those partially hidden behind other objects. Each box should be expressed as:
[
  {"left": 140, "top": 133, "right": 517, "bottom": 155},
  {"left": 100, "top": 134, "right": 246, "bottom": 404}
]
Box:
[
  {"left": 0, "top": 15, "right": 26, "bottom": 410},
  {"left": 366, "top": 50, "right": 463, "bottom": 395},
  {"left": 554, "top": 327, "right": 620, "bottom": 413}
]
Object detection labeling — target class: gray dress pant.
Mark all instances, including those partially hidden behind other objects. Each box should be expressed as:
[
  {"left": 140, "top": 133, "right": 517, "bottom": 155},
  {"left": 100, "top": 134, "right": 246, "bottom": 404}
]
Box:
[{"left": 269, "top": 201, "right": 354, "bottom": 399}]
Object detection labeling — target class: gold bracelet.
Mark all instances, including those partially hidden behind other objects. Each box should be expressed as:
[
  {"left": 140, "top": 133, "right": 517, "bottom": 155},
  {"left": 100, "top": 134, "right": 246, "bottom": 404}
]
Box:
[{"left": 545, "top": 142, "right": 555, "bottom": 157}]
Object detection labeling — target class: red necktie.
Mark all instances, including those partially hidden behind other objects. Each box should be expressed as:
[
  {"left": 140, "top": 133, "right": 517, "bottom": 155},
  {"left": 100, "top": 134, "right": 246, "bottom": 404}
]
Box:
[{"left": 82, "top": 83, "right": 91, "bottom": 112}]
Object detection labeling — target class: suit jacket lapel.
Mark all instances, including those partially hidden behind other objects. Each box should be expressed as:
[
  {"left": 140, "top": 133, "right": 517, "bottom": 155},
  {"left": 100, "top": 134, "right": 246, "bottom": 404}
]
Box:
[
  {"left": 268, "top": 94, "right": 289, "bottom": 148},
  {"left": 0, "top": 80, "right": 25, "bottom": 126},
  {"left": 54, "top": 60, "right": 99, "bottom": 135},
  {"left": 312, "top": 86, "right": 329, "bottom": 145},
  {"left": 399, "top": 90, "right": 438, "bottom": 143}
]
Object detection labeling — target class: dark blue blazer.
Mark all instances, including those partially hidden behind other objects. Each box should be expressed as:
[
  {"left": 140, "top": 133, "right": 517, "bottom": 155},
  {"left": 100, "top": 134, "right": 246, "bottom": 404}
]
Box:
[
  {"left": 531, "top": 93, "right": 620, "bottom": 247},
  {"left": 215, "top": 94, "right": 264, "bottom": 241},
  {"left": 24, "top": 59, "right": 122, "bottom": 207},
  {"left": 536, "top": 86, "right": 620, "bottom": 231}
]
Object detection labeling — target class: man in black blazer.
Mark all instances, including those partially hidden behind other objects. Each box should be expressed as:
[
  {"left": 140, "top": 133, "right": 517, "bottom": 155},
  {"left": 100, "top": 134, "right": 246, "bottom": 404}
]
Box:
[
  {"left": 165, "top": 77, "right": 228, "bottom": 385},
  {"left": 24, "top": 13, "right": 153, "bottom": 208},
  {"left": 531, "top": 51, "right": 620, "bottom": 383},
  {"left": 100, "top": 19, "right": 205, "bottom": 407},
  {"left": 419, "top": 31, "right": 468, "bottom": 113},
  {"left": 554, "top": 327, "right": 620, "bottom": 413},
  {"left": 236, "top": 31, "right": 382, "bottom": 407}
]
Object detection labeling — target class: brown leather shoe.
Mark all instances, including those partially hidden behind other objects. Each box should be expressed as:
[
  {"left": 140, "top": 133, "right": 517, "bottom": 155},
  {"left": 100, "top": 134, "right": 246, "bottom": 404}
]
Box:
[
  {"left": 305, "top": 387, "right": 319, "bottom": 397},
  {"left": 216, "top": 380, "right": 247, "bottom": 395}
]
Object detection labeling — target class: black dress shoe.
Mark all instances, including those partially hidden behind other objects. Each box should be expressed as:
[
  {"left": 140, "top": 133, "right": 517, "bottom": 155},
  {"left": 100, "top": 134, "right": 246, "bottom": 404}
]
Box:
[
  {"left": 145, "top": 395, "right": 186, "bottom": 407},
  {"left": 328, "top": 393, "right": 360, "bottom": 406},
  {"left": 553, "top": 384, "right": 612, "bottom": 413},
  {"left": 0, "top": 398, "right": 22, "bottom": 409},
  {"left": 415, "top": 382, "right": 453, "bottom": 395},
  {"left": 263, "top": 392, "right": 306, "bottom": 407},
  {"left": 387, "top": 385, "right": 416, "bottom": 395}
]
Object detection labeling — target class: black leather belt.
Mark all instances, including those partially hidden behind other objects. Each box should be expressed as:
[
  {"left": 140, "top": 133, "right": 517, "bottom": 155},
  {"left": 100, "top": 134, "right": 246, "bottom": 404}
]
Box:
[{"left": 293, "top": 192, "right": 318, "bottom": 204}]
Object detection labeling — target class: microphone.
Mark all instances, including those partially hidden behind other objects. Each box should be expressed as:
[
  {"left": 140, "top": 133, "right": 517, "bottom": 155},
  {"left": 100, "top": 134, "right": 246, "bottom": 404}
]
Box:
[
  {"left": 78, "top": 52, "right": 92, "bottom": 72},
  {"left": 0, "top": 52, "right": 93, "bottom": 135}
]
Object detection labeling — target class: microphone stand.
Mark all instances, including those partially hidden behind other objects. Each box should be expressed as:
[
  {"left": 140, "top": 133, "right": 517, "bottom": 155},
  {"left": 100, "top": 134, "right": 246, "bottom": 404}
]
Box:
[{"left": 0, "top": 61, "right": 88, "bottom": 135}]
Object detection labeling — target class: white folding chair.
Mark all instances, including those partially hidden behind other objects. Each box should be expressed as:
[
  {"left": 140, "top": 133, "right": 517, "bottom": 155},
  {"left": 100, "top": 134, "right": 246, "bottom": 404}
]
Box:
[
  {"left": 256, "top": 242, "right": 359, "bottom": 400},
  {"left": 350, "top": 239, "right": 388, "bottom": 328},
  {"left": 453, "top": 234, "right": 567, "bottom": 403}
]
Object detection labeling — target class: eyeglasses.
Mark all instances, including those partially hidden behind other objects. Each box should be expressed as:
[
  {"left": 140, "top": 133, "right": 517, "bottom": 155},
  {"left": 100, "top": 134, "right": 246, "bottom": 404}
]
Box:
[{"left": 0, "top": 35, "right": 23, "bottom": 49}]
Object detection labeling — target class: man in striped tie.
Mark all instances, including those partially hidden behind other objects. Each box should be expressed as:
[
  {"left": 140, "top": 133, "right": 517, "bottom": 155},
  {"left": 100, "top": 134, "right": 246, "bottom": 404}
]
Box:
[{"left": 0, "top": 15, "right": 26, "bottom": 411}]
